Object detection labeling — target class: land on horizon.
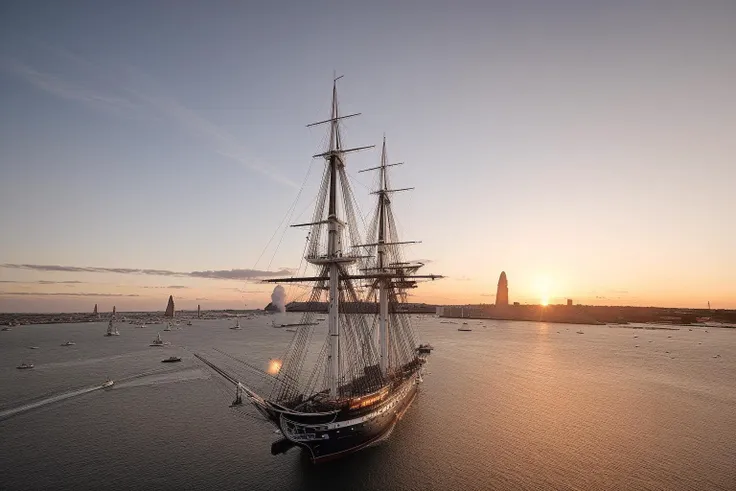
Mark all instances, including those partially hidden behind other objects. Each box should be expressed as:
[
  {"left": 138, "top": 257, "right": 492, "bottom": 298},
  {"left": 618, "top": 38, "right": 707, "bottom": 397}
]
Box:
[{"left": 3, "top": 303, "right": 735, "bottom": 328}]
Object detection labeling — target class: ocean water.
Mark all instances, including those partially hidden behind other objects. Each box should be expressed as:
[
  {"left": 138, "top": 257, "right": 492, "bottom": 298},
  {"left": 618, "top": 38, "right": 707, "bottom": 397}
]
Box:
[{"left": 1, "top": 316, "right": 735, "bottom": 490}]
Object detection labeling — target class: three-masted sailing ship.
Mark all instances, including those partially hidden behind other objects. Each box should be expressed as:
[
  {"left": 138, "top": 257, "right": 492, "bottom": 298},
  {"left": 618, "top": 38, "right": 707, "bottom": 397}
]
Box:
[{"left": 199, "top": 78, "right": 441, "bottom": 463}]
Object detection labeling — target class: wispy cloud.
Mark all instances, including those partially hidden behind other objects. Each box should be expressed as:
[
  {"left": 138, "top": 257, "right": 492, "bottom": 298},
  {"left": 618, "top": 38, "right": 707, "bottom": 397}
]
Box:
[
  {"left": 1, "top": 263, "right": 292, "bottom": 281},
  {"left": 195, "top": 297, "right": 208, "bottom": 301},
  {"left": 0, "top": 56, "right": 138, "bottom": 114},
  {"left": 120, "top": 66, "right": 299, "bottom": 188},
  {"left": 141, "top": 285, "right": 190, "bottom": 289},
  {"left": 480, "top": 293, "right": 496, "bottom": 297},
  {"left": 0, "top": 280, "right": 83, "bottom": 284},
  {"left": 37, "top": 280, "right": 84, "bottom": 285},
  {"left": 0, "top": 292, "right": 139, "bottom": 297},
  {"left": 1, "top": 46, "right": 297, "bottom": 187}
]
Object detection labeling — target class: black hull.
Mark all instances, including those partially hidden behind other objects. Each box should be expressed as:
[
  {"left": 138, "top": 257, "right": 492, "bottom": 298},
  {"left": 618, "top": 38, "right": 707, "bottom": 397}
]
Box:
[{"left": 277, "top": 377, "right": 419, "bottom": 463}]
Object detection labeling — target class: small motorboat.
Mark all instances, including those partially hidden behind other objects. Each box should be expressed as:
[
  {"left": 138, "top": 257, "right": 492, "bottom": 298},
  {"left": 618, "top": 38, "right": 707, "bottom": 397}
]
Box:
[
  {"left": 137, "top": 323, "right": 146, "bottom": 328},
  {"left": 101, "top": 379, "right": 114, "bottom": 388},
  {"left": 28, "top": 346, "right": 40, "bottom": 350},
  {"left": 61, "top": 341, "right": 76, "bottom": 346},
  {"left": 186, "top": 321, "right": 192, "bottom": 326},
  {"left": 1, "top": 327, "right": 11, "bottom": 331},
  {"left": 17, "top": 362, "right": 34, "bottom": 369},
  {"left": 417, "top": 343, "right": 434, "bottom": 354},
  {"left": 162, "top": 356, "right": 182, "bottom": 363},
  {"left": 576, "top": 330, "right": 584, "bottom": 334}
]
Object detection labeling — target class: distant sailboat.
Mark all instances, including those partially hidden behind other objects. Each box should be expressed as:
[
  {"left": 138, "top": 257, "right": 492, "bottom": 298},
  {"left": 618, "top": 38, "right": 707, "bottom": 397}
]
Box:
[
  {"left": 164, "top": 321, "right": 173, "bottom": 331},
  {"left": 230, "top": 317, "right": 242, "bottom": 330},
  {"left": 164, "top": 295, "right": 175, "bottom": 318},
  {"left": 105, "top": 306, "right": 120, "bottom": 336},
  {"left": 150, "top": 333, "right": 167, "bottom": 347}
]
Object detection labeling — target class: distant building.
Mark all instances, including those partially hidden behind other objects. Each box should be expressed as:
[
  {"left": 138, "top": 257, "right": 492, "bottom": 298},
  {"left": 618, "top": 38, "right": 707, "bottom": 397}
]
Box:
[
  {"left": 164, "top": 296, "right": 175, "bottom": 318},
  {"left": 567, "top": 299, "right": 573, "bottom": 306},
  {"left": 496, "top": 271, "right": 509, "bottom": 306}
]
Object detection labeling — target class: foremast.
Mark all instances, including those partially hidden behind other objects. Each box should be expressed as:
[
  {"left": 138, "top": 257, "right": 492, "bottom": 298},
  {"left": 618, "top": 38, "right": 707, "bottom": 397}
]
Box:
[{"left": 359, "top": 137, "right": 442, "bottom": 377}]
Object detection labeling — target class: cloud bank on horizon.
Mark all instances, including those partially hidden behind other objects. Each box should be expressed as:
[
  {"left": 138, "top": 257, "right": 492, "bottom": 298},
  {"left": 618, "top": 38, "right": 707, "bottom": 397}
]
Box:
[{"left": 0, "top": 263, "right": 292, "bottom": 281}]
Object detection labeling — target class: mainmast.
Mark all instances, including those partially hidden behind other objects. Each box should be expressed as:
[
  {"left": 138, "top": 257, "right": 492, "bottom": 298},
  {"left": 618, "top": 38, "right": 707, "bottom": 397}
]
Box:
[
  {"left": 326, "top": 78, "right": 341, "bottom": 398},
  {"left": 377, "top": 138, "right": 389, "bottom": 375},
  {"left": 275, "top": 76, "right": 374, "bottom": 400}
]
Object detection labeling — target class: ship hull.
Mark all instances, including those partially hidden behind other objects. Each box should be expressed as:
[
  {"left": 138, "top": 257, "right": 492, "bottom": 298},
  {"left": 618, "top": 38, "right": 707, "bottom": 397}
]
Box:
[{"left": 277, "top": 377, "right": 419, "bottom": 463}]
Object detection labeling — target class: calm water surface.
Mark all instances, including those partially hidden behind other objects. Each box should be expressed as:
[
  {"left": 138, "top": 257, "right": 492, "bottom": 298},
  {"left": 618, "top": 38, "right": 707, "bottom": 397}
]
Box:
[{"left": 1, "top": 316, "right": 734, "bottom": 490}]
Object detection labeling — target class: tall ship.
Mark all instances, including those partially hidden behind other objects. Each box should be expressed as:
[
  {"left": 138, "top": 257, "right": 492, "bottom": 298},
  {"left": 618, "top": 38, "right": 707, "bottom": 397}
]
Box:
[{"left": 197, "top": 78, "right": 441, "bottom": 463}]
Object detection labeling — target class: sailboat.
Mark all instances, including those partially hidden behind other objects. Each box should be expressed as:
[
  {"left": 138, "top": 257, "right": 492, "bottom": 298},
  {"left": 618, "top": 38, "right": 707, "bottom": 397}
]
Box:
[
  {"left": 197, "top": 78, "right": 441, "bottom": 463},
  {"left": 230, "top": 317, "right": 242, "bottom": 330},
  {"left": 164, "top": 322, "right": 172, "bottom": 331},
  {"left": 150, "top": 332, "right": 168, "bottom": 347},
  {"left": 105, "top": 306, "right": 120, "bottom": 336}
]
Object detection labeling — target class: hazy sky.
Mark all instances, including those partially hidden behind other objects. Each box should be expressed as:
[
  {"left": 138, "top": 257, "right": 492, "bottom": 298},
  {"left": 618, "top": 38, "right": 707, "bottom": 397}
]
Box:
[{"left": 1, "top": 1, "right": 734, "bottom": 312}]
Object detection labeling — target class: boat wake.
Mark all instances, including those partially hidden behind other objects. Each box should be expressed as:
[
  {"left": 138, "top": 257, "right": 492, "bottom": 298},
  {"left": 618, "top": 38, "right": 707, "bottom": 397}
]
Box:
[
  {"left": 0, "top": 384, "right": 105, "bottom": 421},
  {"left": 114, "top": 367, "right": 209, "bottom": 389},
  {"left": 0, "top": 366, "right": 206, "bottom": 421}
]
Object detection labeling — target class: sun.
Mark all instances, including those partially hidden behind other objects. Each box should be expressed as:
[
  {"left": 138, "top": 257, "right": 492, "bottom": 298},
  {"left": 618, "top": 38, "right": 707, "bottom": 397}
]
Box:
[{"left": 541, "top": 297, "right": 549, "bottom": 307}]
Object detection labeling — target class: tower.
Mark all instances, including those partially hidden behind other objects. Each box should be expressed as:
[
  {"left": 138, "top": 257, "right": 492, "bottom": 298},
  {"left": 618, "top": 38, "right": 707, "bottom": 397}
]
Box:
[{"left": 496, "top": 271, "right": 509, "bottom": 306}]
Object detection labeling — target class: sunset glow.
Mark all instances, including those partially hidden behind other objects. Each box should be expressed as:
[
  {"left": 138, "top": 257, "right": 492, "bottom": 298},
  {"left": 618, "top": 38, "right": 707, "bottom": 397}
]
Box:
[
  {"left": 267, "top": 359, "right": 282, "bottom": 375},
  {"left": 0, "top": 2, "right": 733, "bottom": 313}
]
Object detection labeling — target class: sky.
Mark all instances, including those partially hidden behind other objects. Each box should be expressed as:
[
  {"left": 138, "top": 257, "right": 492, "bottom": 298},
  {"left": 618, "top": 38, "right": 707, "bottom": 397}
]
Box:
[{"left": 0, "top": 1, "right": 734, "bottom": 312}]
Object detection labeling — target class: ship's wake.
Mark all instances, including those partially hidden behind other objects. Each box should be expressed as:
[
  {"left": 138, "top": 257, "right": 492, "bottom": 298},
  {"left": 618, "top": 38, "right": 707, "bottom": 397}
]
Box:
[
  {"left": 0, "top": 366, "right": 205, "bottom": 421},
  {"left": 0, "top": 384, "right": 103, "bottom": 421}
]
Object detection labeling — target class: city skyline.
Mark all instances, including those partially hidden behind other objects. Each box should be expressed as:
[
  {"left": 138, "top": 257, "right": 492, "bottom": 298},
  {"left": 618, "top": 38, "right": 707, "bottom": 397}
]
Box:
[{"left": 1, "top": 1, "right": 734, "bottom": 312}]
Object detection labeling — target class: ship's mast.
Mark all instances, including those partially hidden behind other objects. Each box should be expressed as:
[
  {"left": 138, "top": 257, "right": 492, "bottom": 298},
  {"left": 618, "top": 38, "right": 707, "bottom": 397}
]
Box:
[
  {"left": 377, "top": 137, "right": 389, "bottom": 375},
  {"left": 300, "top": 76, "right": 373, "bottom": 399},
  {"left": 359, "top": 137, "right": 428, "bottom": 376},
  {"left": 327, "top": 81, "right": 340, "bottom": 397}
]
